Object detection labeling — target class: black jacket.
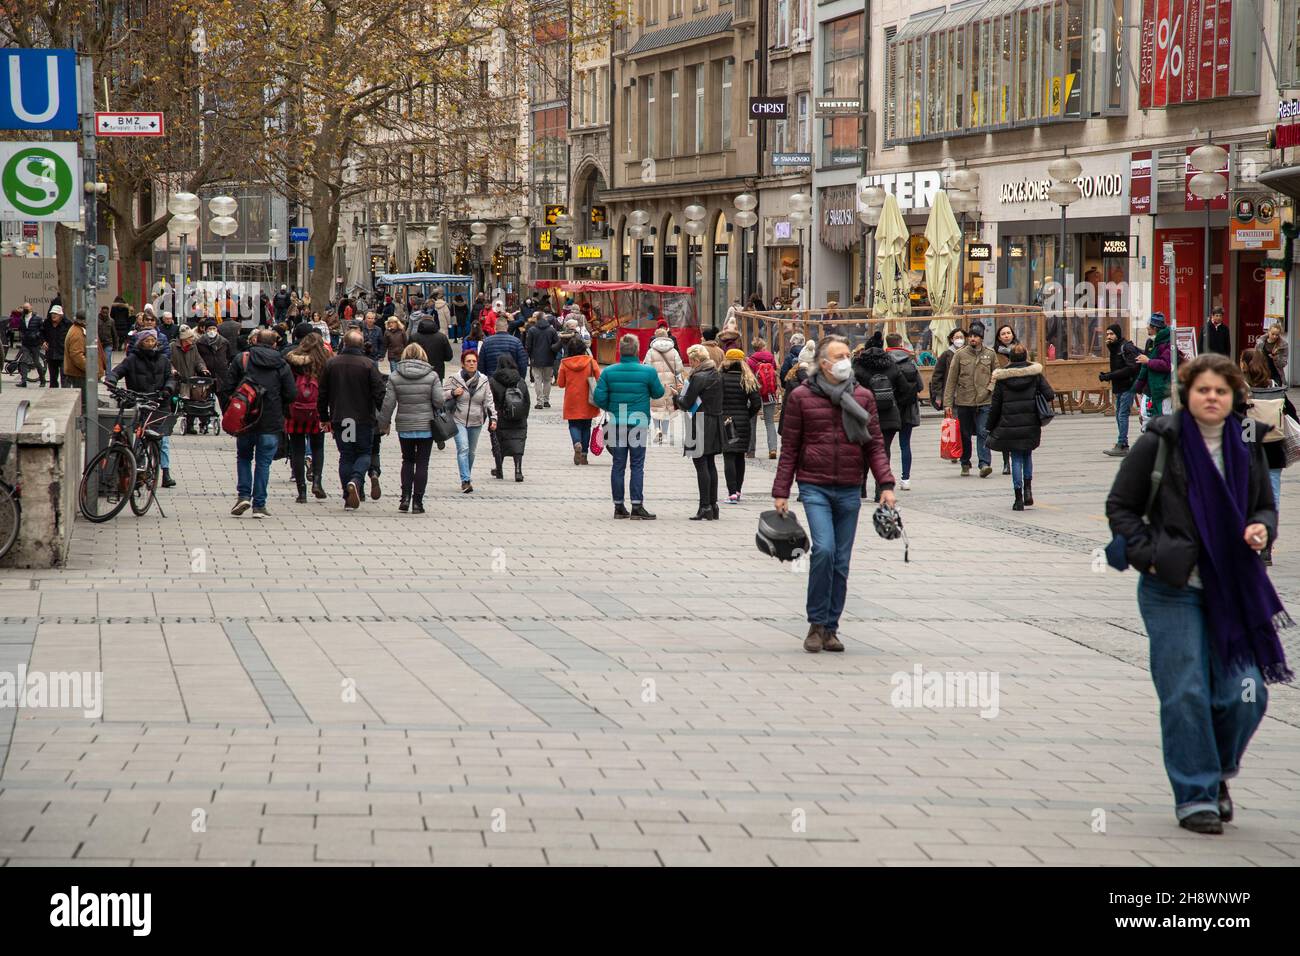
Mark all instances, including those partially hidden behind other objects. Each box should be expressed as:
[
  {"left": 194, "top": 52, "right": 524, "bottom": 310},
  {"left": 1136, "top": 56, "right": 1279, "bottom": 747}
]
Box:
[
  {"left": 197, "top": 332, "right": 232, "bottom": 382},
  {"left": 110, "top": 302, "right": 133, "bottom": 341},
  {"left": 317, "top": 347, "right": 385, "bottom": 428},
  {"left": 410, "top": 319, "right": 453, "bottom": 380},
  {"left": 489, "top": 366, "right": 530, "bottom": 456},
  {"left": 1106, "top": 413, "right": 1276, "bottom": 588},
  {"left": 106, "top": 344, "right": 176, "bottom": 394},
  {"left": 525, "top": 322, "right": 560, "bottom": 368},
  {"left": 1202, "top": 321, "right": 1231, "bottom": 356},
  {"left": 224, "top": 345, "right": 296, "bottom": 435},
  {"left": 853, "top": 347, "right": 906, "bottom": 434},
  {"left": 987, "top": 361, "right": 1054, "bottom": 452},
  {"left": 1100, "top": 337, "right": 1141, "bottom": 392},
  {"left": 216, "top": 320, "right": 242, "bottom": 356},
  {"left": 20, "top": 312, "right": 43, "bottom": 348},
  {"left": 42, "top": 317, "right": 70, "bottom": 361},
  {"left": 674, "top": 365, "right": 724, "bottom": 457},
  {"left": 888, "top": 348, "right": 923, "bottom": 428},
  {"left": 930, "top": 348, "right": 955, "bottom": 410},
  {"left": 719, "top": 367, "right": 762, "bottom": 452}
]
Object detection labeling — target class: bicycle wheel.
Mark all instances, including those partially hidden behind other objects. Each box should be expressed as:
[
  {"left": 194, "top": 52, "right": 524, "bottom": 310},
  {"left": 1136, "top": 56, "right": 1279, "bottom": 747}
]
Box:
[
  {"left": 79, "top": 444, "right": 136, "bottom": 522},
  {"left": 129, "top": 440, "right": 160, "bottom": 516},
  {"left": 0, "top": 482, "right": 19, "bottom": 561}
]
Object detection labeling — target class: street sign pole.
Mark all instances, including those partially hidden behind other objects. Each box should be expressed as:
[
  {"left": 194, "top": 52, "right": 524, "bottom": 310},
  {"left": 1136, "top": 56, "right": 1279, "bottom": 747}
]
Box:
[
  {"left": 1164, "top": 241, "right": 1179, "bottom": 412},
  {"left": 80, "top": 55, "right": 100, "bottom": 467}
]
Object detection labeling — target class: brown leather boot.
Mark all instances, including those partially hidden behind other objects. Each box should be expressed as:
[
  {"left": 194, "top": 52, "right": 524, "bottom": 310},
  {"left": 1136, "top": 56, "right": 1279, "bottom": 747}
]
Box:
[
  {"left": 803, "top": 624, "right": 824, "bottom": 653},
  {"left": 822, "top": 629, "right": 844, "bottom": 652}
]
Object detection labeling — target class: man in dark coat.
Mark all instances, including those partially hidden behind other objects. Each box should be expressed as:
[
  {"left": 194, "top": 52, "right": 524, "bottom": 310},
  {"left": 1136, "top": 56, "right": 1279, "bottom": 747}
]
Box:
[
  {"left": 1099, "top": 323, "right": 1142, "bottom": 456},
  {"left": 477, "top": 324, "right": 530, "bottom": 379},
  {"left": 272, "top": 285, "right": 292, "bottom": 324},
  {"left": 110, "top": 295, "right": 133, "bottom": 346},
  {"left": 524, "top": 317, "right": 560, "bottom": 407},
  {"left": 106, "top": 329, "right": 180, "bottom": 485},
  {"left": 224, "top": 328, "right": 296, "bottom": 516},
  {"left": 42, "top": 305, "right": 70, "bottom": 388},
  {"left": 317, "top": 328, "right": 385, "bottom": 509},
  {"left": 1202, "top": 306, "right": 1231, "bottom": 356}
]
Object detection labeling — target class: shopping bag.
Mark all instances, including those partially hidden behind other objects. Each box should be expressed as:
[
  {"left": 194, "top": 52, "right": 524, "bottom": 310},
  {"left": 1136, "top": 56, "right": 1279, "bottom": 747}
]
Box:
[
  {"left": 1283, "top": 415, "right": 1300, "bottom": 466},
  {"left": 939, "top": 414, "right": 962, "bottom": 460},
  {"left": 589, "top": 415, "right": 606, "bottom": 456}
]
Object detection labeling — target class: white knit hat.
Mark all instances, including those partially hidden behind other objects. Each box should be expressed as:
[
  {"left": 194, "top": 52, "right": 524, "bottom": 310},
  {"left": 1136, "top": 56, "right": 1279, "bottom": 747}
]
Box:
[{"left": 798, "top": 340, "right": 817, "bottom": 366}]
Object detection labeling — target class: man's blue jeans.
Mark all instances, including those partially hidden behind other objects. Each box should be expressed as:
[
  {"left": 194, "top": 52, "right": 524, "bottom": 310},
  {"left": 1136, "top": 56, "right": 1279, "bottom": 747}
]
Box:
[
  {"left": 1270, "top": 468, "right": 1282, "bottom": 515},
  {"left": 898, "top": 423, "right": 914, "bottom": 480},
  {"left": 454, "top": 423, "right": 482, "bottom": 482},
  {"left": 236, "top": 432, "right": 279, "bottom": 507},
  {"left": 800, "top": 483, "right": 862, "bottom": 631},
  {"left": 1009, "top": 450, "right": 1033, "bottom": 490},
  {"left": 955, "top": 405, "right": 990, "bottom": 468},
  {"left": 334, "top": 423, "right": 374, "bottom": 494},
  {"left": 609, "top": 441, "right": 646, "bottom": 506},
  {"left": 1137, "top": 574, "right": 1268, "bottom": 820},
  {"left": 1115, "top": 387, "right": 1136, "bottom": 447}
]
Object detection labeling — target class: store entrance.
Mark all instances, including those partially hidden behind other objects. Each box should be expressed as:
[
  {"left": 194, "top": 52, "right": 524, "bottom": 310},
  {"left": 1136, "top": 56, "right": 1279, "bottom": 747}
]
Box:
[{"left": 1236, "top": 252, "right": 1267, "bottom": 355}]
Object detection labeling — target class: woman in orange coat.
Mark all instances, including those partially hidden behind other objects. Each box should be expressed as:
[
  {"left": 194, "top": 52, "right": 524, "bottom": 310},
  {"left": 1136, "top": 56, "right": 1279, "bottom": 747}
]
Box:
[{"left": 556, "top": 337, "right": 601, "bottom": 465}]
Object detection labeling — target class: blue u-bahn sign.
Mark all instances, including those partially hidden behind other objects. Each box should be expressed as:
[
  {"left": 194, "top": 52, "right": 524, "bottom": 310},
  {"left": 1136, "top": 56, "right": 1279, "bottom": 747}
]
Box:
[{"left": 0, "top": 49, "right": 79, "bottom": 131}]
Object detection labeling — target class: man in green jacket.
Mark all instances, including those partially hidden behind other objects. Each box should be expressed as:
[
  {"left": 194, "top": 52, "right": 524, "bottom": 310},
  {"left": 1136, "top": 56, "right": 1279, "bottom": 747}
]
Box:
[
  {"left": 942, "top": 321, "right": 998, "bottom": 476},
  {"left": 594, "top": 333, "right": 665, "bottom": 520}
]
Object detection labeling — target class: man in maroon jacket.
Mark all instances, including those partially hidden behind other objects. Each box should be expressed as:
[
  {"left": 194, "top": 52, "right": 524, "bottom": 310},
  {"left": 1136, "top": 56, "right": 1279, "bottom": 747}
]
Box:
[{"left": 773, "top": 336, "right": 896, "bottom": 653}]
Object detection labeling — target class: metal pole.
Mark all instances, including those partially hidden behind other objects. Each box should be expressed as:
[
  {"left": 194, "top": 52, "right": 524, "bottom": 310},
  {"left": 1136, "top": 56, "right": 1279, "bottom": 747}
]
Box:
[
  {"left": 1165, "top": 241, "right": 1179, "bottom": 411},
  {"left": 180, "top": 235, "right": 187, "bottom": 325},
  {"left": 1203, "top": 201, "right": 1212, "bottom": 328},
  {"left": 80, "top": 54, "right": 100, "bottom": 465}
]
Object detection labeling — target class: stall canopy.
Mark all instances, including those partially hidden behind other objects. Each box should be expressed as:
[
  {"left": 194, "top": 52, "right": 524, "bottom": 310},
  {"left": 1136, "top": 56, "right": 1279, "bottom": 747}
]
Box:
[{"left": 534, "top": 280, "right": 700, "bottom": 357}]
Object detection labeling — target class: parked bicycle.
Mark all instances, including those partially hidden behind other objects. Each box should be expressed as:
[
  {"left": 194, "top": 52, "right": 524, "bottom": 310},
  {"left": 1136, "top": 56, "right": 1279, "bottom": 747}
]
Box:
[
  {"left": 78, "top": 385, "right": 175, "bottom": 522},
  {"left": 0, "top": 400, "right": 30, "bottom": 561},
  {"left": 4, "top": 343, "right": 45, "bottom": 385}
]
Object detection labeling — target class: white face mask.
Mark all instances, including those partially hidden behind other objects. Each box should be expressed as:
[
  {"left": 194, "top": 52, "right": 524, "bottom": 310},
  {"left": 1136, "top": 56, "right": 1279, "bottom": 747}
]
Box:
[
  {"left": 952, "top": 338, "right": 965, "bottom": 350},
  {"left": 827, "top": 357, "right": 853, "bottom": 382}
]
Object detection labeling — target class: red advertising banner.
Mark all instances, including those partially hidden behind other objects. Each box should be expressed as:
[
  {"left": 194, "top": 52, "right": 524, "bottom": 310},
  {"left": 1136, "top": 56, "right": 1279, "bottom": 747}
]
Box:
[
  {"left": 1182, "top": 0, "right": 1201, "bottom": 102},
  {"left": 1154, "top": 228, "right": 1205, "bottom": 336},
  {"left": 1198, "top": 0, "right": 1217, "bottom": 99},
  {"left": 1214, "top": 0, "right": 1232, "bottom": 98},
  {"left": 1130, "top": 151, "right": 1153, "bottom": 215},
  {"left": 1153, "top": 0, "right": 1170, "bottom": 106},
  {"left": 1186, "top": 144, "right": 1230, "bottom": 210},
  {"left": 1138, "top": 0, "right": 1156, "bottom": 108},
  {"left": 1139, "top": 0, "right": 1233, "bottom": 106}
]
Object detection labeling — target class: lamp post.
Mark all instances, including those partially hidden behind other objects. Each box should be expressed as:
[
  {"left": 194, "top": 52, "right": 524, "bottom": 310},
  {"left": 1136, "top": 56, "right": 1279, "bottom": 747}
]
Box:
[
  {"left": 945, "top": 168, "right": 980, "bottom": 307},
  {"left": 1188, "top": 141, "right": 1228, "bottom": 332},
  {"left": 628, "top": 209, "right": 650, "bottom": 283},
  {"left": 166, "top": 192, "right": 200, "bottom": 319},
  {"left": 788, "top": 192, "right": 813, "bottom": 311},
  {"left": 469, "top": 221, "right": 488, "bottom": 291},
  {"left": 208, "top": 195, "right": 238, "bottom": 302},
  {"left": 731, "top": 195, "right": 757, "bottom": 305},
  {"left": 1046, "top": 153, "right": 1082, "bottom": 300},
  {"left": 508, "top": 215, "right": 528, "bottom": 295},
  {"left": 857, "top": 183, "right": 886, "bottom": 311}
]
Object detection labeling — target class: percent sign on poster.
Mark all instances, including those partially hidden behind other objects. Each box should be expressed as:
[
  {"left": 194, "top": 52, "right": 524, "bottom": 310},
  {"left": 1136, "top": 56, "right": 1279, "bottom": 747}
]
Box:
[{"left": 1159, "top": 10, "right": 1183, "bottom": 85}]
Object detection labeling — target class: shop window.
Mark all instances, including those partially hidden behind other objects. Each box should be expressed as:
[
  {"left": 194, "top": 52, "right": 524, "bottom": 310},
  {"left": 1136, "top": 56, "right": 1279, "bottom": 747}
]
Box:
[
  {"left": 721, "top": 58, "right": 734, "bottom": 150},
  {"left": 821, "top": 12, "right": 862, "bottom": 166},
  {"left": 1284, "top": 0, "right": 1300, "bottom": 89},
  {"left": 884, "top": 0, "right": 1106, "bottom": 145}
]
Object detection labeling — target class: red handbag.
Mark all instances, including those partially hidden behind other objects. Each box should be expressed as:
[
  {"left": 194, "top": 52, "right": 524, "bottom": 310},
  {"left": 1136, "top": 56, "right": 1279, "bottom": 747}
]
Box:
[
  {"left": 940, "top": 414, "right": 962, "bottom": 461},
  {"left": 589, "top": 415, "right": 606, "bottom": 456}
]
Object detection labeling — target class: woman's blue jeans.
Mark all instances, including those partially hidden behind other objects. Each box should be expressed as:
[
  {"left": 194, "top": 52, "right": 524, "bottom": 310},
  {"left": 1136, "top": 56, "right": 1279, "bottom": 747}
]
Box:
[
  {"left": 454, "top": 423, "right": 482, "bottom": 482},
  {"left": 1270, "top": 468, "right": 1282, "bottom": 514},
  {"left": 800, "top": 483, "right": 862, "bottom": 632},
  {"left": 1009, "top": 450, "right": 1033, "bottom": 490},
  {"left": 898, "top": 423, "right": 914, "bottom": 480},
  {"left": 1137, "top": 574, "right": 1268, "bottom": 820},
  {"left": 568, "top": 418, "right": 592, "bottom": 451}
]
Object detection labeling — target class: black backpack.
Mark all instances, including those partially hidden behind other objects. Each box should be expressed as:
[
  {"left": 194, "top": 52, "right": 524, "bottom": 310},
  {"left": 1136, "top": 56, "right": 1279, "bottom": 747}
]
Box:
[
  {"left": 868, "top": 372, "right": 897, "bottom": 413},
  {"left": 501, "top": 382, "right": 526, "bottom": 421}
]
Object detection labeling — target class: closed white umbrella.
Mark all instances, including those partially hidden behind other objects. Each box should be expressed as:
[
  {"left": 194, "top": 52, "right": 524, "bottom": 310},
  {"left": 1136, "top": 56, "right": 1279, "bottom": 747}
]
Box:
[
  {"left": 394, "top": 215, "right": 410, "bottom": 274},
  {"left": 924, "top": 189, "right": 963, "bottom": 347},
  {"left": 872, "top": 193, "right": 911, "bottom": 324}
]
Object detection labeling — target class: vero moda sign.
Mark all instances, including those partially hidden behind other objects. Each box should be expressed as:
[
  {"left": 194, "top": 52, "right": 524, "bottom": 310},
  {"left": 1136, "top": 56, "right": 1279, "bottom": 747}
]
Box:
[{"left": 0, "top": 49, "right": 79, "bottom": 130}]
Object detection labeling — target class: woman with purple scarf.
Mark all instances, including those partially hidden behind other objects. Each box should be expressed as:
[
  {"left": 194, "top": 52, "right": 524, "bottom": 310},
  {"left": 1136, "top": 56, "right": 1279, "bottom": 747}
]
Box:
[{"left": 1106, "top": 354, "right": 1293, "bottom": 834}]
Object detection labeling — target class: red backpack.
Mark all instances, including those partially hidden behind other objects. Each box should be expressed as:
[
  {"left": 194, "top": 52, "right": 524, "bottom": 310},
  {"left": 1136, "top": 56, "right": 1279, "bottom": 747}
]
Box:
[
  {"left": 221, "top": 353, "right": 265, "bottom": 435},
  {"left": 290, "top": 373, "right": 319, "bottom": 424},
  {"left": 755, "top": 360, "right": 778, "bottom": 400}
]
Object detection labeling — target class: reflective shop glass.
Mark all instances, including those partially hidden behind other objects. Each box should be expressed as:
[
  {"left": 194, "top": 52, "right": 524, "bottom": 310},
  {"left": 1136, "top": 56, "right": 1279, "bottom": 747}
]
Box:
[{"left": 885, "top": 0, "right": 1121, "bottom": 145}]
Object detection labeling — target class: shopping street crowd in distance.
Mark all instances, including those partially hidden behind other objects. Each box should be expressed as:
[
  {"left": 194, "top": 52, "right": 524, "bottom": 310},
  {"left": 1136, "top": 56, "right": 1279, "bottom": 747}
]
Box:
[{"left": 4, "top": 285, "right": 1296, "bottom": 837}]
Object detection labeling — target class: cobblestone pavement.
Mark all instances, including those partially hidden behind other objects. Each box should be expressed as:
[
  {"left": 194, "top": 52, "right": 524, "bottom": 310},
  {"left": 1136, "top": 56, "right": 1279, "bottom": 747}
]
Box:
[{"left": 1, "top": 377, "right": 1298, "bottom": 866}]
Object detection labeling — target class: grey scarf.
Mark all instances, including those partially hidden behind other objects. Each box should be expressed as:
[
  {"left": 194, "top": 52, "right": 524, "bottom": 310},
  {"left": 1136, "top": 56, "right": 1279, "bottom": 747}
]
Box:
[{"left": 806, "top": 371, "right": 872, "bottom": 445}]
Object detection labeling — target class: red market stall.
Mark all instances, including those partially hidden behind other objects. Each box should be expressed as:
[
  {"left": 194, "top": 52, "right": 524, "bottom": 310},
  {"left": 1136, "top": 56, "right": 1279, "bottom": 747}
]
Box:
[{"left": 534, "top": 280, "right": 699, "bottom": 363}]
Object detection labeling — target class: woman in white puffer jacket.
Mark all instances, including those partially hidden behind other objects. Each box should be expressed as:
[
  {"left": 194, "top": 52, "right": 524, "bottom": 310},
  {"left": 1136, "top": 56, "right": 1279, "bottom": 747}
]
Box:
[{"left": 643, "top": 327, "right": 684, "bottom": 445}]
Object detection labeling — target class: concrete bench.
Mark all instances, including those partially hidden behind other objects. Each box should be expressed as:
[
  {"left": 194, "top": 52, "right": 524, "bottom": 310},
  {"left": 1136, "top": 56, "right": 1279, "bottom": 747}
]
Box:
[{"left": 0, "top": 389, "right": 81, "bottom": 568}]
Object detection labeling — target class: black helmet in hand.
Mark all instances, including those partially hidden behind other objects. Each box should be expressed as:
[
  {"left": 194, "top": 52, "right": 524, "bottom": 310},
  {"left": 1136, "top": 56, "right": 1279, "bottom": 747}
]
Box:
[{"left": 756, "top": 509, "right": 809, "bottom": 562}]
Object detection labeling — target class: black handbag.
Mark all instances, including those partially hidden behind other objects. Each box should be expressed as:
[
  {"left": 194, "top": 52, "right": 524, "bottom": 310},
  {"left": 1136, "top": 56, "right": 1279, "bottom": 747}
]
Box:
[
  {"left": 429, "top": 398, "right": 458, "bottom": 442},
  {"left": 722, "top": 416, "right": 738, "bottom": 446}
]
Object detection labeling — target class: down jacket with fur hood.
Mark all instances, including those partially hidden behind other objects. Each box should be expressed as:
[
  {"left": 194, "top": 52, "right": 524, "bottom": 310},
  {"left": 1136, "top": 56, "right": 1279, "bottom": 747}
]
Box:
[{"left": 986, "top": 361, "right": 1055, "bottom": 453}]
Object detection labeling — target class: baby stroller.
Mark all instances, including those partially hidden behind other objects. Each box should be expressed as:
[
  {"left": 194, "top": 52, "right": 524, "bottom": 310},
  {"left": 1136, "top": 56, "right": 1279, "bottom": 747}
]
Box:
[{"left": 179, "top": 376, "right": 220, "bottom": 435}]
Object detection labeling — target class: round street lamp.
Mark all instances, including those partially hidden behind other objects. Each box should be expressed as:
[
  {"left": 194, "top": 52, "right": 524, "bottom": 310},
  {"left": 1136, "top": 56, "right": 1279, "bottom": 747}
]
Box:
[
  {"left": 1188, "top": 150, "right": 1228, "bottom": 330},
  {"left": 508, "top": 215, "right": 527, "bottom": 231},
  {"left": 210, "top": 214, "right": 238, "bottom": 289},
  {"left": 167, "top": 210, "right": 199, "bottom": 318}
]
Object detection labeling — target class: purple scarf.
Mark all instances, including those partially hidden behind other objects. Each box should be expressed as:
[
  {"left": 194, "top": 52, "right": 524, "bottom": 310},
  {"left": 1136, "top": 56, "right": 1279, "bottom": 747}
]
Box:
[{"left": 1180, "top": 410, "right": 1294, "bottom": 683}]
